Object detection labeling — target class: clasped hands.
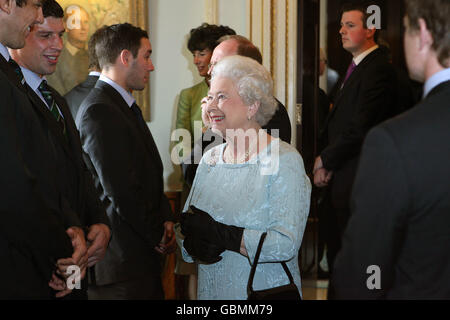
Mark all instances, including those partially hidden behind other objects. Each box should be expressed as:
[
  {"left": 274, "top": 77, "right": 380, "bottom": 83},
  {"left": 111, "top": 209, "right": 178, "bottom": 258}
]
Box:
[
  {"left": 49, "top": 224, "right": 111, "bottom": 298},
  {"left": 180, "top": 206, "right": 244, "bottom": 264},
  {"left": 313, "top": 156, "right": 333, "bottom": 188}
]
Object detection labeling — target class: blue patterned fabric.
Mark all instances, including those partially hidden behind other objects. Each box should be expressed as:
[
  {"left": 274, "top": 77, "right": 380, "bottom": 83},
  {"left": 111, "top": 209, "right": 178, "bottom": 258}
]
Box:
[{"left": 179, "top": 139, "right": 311, "bottom": 300}]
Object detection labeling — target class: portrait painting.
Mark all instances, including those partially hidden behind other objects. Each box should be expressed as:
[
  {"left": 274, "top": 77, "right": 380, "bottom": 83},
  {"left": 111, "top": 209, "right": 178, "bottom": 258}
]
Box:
[{"left": 47, "top": 0, "right": 150, "bottom": 120}]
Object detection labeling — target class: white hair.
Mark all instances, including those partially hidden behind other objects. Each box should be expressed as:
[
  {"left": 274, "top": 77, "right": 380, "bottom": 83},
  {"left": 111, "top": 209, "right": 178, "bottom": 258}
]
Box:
[{"left": 211, "top": 55, "right": 277, "bottom": 126}]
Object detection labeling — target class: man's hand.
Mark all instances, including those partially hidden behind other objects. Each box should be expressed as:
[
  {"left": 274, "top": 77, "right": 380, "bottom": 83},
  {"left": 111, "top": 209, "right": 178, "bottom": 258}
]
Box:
[
  {"left": 56, "top": 227, "right": 88, "bottom": 280},
  {"left": 48, "top": 272, "right": 72, "bottom": 298},
  {"left": 86, "top": 223, "right": 111, "bottom": 267},
  {"left": 154, "top": 221, "right": 176, "bottom": 254},
  {"left": 313, "top": 156, "right": 333, "bottom": 187}
]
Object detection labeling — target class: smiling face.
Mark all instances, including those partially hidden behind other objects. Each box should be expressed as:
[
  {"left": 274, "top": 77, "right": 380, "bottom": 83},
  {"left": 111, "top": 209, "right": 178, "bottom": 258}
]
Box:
[
  {"left": 192, "top": 48, "right": 212, "bottom": 77},
  {"left": 205, "top": 76, "right": 251, "bottom": 136},
  {"left": 126, "top": 37, "right": 154, "bottom": 91},
  {"left": 4, "top": 0, "right": 44, "bottom": 49},
  {"left": 10, "top": 16, "right": 64, "bottom": 76},
  {"left": 340, "top": 10, "right": 375, "bottom": 57}
]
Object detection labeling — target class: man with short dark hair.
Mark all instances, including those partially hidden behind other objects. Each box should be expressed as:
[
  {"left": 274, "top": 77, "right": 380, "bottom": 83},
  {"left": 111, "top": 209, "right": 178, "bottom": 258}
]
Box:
[
  {"left": 0, "top": 0, "right": 74, "bottom": 299},
  {"left": 47, "top": 4, "right": 90, "bottom": 94},
  {"left": 65, "top": 26, "right": 106, "bottom": 119},
  {"left": 9, "top": 0, "right": 111, "bottom": 299},
  {"left": 76, "top": 23, "right": 176, "bottom": 299},
  {"left": 312, "top": 2, "right": 399, "bottom": 279},
  {"left": 332, "top": 0, "right": 450, "bottom": 300}
]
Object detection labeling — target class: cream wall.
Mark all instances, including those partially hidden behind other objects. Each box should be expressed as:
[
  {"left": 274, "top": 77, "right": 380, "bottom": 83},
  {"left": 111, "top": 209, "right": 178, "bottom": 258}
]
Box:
[{"left": 147, "top": 0, "right": 248, "bottom": 191}]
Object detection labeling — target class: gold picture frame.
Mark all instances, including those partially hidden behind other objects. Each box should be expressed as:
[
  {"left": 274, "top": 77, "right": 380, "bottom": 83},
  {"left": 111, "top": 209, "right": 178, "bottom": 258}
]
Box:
[{"left": 48, "top": 0, "right": 150, "bottom": 121}]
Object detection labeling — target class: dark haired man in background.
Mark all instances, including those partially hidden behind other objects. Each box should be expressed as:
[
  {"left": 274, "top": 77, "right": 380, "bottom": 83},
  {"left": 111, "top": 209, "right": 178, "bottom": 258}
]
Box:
[
  {"left": 76, "top": 23, "right": 176, "bottom": 299},
  {"left": 313, "top": 3, "right": 399, "bottom": 285},
  {"left": 333, "top": 0, "right": 450, "bottom": 299}
]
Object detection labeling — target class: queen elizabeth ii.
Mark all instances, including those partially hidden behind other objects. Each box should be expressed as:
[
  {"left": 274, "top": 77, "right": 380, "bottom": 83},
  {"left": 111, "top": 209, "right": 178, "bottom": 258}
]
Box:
[{"left": 178, "top": 55, "right": 311, "bottom": 300}]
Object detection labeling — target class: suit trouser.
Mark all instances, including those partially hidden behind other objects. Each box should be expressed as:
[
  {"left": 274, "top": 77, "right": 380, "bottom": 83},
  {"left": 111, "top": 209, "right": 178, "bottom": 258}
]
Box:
[{"left": 88, "top": 276, "right": 164, "bottom": 300}]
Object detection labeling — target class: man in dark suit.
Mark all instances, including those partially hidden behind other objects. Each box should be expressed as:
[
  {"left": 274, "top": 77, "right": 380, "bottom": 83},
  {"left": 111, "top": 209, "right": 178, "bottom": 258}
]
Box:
[
  {"left": 0, "top": 0, "right": 75, "bottom": 299},
  {"left": 180, "top": 35, "right": 292, "bottom": 187},
  {"left": 65, "top": 26, "right": 106, "bottom": 119},
  {"left": 9, "top": 0, "right": 111, "bottom": 299},
  {"left": 313, "top": 3, "right": 398, "bottom": 276},
  {"left": 332, "top": 0, "right": 450, "bottom": 299},
  {"left": 76, "top": 23, "right": 176, "bottom": 299}
]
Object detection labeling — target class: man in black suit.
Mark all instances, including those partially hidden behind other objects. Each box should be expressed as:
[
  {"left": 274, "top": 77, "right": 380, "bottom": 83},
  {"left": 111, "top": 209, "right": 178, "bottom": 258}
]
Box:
[
  {"left": 313, "top": 3, "right": 398, "bottom": 275},
  {"left": 76, "top": 23, "right": 176, "bottom": 299},
  {"left": 65, "top": 26, "right": 106, "bottom": 119},
  {"left": 0, "top": 0, "right": 75, "bottom": 299},
  {"left": 180, "top": 35, "right": 292, "bottom": 186},
  {"left": 9, "top": 0, "right": 111, "bottom": 299},
  {"left": 332, "top": 0, "right": 450, "bottom": 299}
]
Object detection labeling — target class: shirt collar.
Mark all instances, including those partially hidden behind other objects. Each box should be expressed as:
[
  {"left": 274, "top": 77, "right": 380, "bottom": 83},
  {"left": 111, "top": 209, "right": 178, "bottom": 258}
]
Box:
[
  {"left": 423, "top": 68, "right": 450, "bottom": 98},
  {"left": 353, "top": 45, "right": 379, "bottom": 66},
  {"left": 99, "top": 74, "right": 135, "bottom": 107},
  {"left": 89, "top": 71, "right": 101, "bottom": 77},
  {"left": 0, "top": 43, "right": 11, "bottom": 61},
  {"left": 20, "top": 66, "right": 45, "bottom": 92}
]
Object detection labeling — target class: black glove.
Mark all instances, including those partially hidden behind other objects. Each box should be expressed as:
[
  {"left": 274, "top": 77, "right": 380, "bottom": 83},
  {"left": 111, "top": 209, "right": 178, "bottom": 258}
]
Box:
[
  {"left": 181, "top": 205, "right": 244, "bottom": 253},
  {"left": 183, "top": 235, "right": 224, "bottom": 264}
]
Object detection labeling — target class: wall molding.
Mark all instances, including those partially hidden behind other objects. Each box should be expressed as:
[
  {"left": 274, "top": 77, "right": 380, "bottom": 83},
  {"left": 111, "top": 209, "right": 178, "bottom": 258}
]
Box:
[{"left": 246, "top": 0, "right": 298, "bottom": 145}]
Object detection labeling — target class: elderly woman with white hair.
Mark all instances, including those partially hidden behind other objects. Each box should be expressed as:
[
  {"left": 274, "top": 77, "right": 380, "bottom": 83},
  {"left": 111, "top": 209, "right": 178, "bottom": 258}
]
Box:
[{"left": 178, "top": 55, "right": 311, "bottom": 300}]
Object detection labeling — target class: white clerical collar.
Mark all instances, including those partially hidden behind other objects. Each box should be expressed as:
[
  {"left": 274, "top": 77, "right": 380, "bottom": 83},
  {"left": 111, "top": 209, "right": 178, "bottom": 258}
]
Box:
[
  {"left": 99, "top": 74, "right": 135, "bottom": 108},
  {"left": 353, "top": 45, "right": 379, "bottom": 66}
]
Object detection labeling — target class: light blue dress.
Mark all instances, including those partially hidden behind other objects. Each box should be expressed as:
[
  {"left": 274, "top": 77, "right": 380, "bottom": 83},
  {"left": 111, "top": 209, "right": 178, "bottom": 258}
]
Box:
[{"left": 180, "top": 139, "right": 311, "bottom": 300}]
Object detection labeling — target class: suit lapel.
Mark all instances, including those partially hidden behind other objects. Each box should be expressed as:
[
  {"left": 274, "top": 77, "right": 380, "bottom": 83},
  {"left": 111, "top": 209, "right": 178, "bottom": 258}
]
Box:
[
  {"left": 26, "top": 84, "right": 74, "bottom": 160},
  {"left": 0, "top": 55, "right": 26, "bottom": 91},
  {"left": 96, "top": 81, "right": 163, "bottom": 171},
  {"left": 50, "top": 86, "right": 84, "bottom": 164},
  {"left": 328, "top": 48, "right": 382, "bottom": 122}
]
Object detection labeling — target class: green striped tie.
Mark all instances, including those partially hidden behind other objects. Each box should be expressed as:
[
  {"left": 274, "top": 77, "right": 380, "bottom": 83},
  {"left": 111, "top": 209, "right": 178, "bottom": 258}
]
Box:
[
  {"left": 8, "top": 58, "right": 25, "bottom": 86},
  {"left": 38, "top": 80, "right": 67, "bottom": 137}
]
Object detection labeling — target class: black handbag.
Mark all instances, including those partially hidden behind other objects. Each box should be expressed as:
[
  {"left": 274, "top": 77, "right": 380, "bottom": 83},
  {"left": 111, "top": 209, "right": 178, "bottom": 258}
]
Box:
[{"left": 247, "top": 232, "right": 301, "bottom": 300}]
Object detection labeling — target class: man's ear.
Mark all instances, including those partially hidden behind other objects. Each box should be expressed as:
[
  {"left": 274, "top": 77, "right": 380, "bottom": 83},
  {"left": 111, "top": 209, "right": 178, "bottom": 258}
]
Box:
[
  {"left": 0, "top": 0, "right": 14, "bottom": 14},
  {"left": 119, "top": 49, "right": 132, "bottom": 67},
  {"left": 418, "top": 18, "right": 433, "bottom": 51},
  {"left": 366, "top": 27, "right": 376, "bottom": 40}
]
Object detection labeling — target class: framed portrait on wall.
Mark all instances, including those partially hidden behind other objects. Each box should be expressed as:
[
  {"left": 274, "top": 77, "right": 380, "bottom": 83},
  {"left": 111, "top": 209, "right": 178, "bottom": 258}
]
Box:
[{"left": 47, "top": 0, "right": 150, "bottom": 121}]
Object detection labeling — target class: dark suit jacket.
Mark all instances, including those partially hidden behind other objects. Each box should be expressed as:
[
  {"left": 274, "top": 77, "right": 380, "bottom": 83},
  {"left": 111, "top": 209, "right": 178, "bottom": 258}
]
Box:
[
  {"left": 65, "top": 75, "right": 99, "bottom": 120},
  {"left": 76, "top": 80, "right": 173, "bottom": 286},
  {"left": 333, "top": 80, "right": 450, "bottom": 299},
  {"left": 25, "top": 81, "right": 109, "bottom": 228},
  {"left": 0, "top": 56, "right": 73, "bottom": 299},
  {"left": 320, "top": 48, "right": 398, "bottom": 209},
  {"left": 182, "top": 99, "right": 292, "bottom": 187}
]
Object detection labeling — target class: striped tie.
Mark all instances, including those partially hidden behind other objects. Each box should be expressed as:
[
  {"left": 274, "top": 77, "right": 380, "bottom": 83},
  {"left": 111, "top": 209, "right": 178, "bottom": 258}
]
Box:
[
  {"left": 8, "top": 58, "right": 26, "bottom": 86},
  {"left": 38, "top": 80, "right": 67, "bottom": 137}
]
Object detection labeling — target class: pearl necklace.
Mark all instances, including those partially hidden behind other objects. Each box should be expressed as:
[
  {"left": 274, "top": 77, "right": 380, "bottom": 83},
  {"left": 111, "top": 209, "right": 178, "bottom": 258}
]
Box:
[{"left": 223, "top": 143, "right": 255, "bottom": 164}]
